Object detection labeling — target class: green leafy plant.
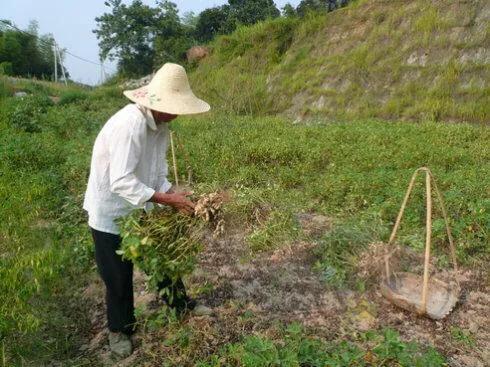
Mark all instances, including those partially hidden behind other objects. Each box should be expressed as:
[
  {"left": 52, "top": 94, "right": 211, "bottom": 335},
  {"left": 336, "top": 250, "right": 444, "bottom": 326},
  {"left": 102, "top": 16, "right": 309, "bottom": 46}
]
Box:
[
  {"left": 118, "top": 192, "right": 223, "bottom": 300},
  {"left": 450, "top": 326, "right": 476, "bottom": 347},
  {"left": 197, "top": 326, "right": 446, "bottom": 367},
  {"left": 6, "top": 94, "right": 53, "bottom": 132},
  {"left": 118, "top": 208, "right": 204, "bottom": 298},
  {"left": 58, "top": 90, "right": 88, "bottom": 105}
]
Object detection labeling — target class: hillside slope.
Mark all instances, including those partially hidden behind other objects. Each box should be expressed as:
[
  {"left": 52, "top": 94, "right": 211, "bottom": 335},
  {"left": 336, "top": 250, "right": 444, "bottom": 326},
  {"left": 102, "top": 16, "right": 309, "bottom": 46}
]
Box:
[{"left": 190, "top": 0, "right": 489, "bottom": 124}]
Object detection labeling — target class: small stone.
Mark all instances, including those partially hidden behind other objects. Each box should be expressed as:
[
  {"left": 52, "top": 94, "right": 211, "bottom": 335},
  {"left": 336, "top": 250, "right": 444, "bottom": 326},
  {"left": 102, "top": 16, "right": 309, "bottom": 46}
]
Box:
[{"left": 193, "top": 304, "right": 213, "bottom": 316}]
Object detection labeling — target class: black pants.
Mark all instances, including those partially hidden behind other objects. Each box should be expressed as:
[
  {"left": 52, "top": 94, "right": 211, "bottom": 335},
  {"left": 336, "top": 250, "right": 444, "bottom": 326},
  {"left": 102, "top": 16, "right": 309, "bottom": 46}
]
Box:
[{"left": 91, "top": 228, "right": 187, "bottom": 335}]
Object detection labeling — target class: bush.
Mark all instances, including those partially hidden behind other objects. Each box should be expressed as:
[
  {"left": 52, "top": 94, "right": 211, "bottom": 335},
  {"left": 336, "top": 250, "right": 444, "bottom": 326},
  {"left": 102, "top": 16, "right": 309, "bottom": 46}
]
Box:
[
  {"left": 6, "top": 95, "right": 54, "bottom": 132},
  {"left": 89, "top": 86, "right": 123, "bottom": 100},
  {"left": 17, "top": 82, "right": 51, "bottom": 96},
  {"left": 0, "top": 77, "right": 14, "bottom": 99},
  {"left": 0, "top": 61, "right": 13, "bottom": 76},
  {"left": 58, "top": 90, "right": 89, "bottom": 105}
]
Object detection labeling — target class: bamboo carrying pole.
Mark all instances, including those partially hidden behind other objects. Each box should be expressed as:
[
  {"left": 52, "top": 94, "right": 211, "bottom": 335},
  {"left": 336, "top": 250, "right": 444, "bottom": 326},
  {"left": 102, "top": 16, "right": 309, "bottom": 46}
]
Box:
[
  {"left": 170, "top": 131, "right": 179, "bottom": 187},
  {"left": 420, "top": 171, "right": 432, "bottom": 313}
]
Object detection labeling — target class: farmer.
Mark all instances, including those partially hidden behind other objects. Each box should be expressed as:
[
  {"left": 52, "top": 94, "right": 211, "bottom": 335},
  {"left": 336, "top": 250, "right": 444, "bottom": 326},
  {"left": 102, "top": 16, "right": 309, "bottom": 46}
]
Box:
[{"left": 83, "top": 63, "right": 211, "bottom": 358}]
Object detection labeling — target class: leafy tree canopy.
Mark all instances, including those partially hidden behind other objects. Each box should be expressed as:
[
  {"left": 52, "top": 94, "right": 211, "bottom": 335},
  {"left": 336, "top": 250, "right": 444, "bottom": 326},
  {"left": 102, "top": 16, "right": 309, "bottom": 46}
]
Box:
[
  {"left": 93, "top": 0, "right": 351, "bottom": 77},
  {"left": 0, "top": 19, "right": 64, "bottom": 79}
]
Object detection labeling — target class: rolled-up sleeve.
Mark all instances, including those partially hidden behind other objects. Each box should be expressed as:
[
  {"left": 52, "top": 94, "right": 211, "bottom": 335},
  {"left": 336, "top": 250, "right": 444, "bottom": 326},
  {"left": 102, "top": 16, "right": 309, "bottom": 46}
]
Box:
[{"left": 109, "top": 122, "right": 155, "bottom": 206}]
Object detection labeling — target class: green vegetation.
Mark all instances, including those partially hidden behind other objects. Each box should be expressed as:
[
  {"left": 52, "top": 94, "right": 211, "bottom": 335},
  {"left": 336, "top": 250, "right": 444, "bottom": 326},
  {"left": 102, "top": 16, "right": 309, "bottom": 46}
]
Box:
[
  {"left": 1, "top": 1, "right": 489, "bottom": 363},
  {"left": 0, "top": 20, "right": 65, "bottom": 79},
  {"left": 174, "top": 114, "right": 489, "bottom": 265},
  {"left": 139, "top": 319, "right": 445, "bottom": 366},
  {"left": 0, "top": 76, "right": 125, "bottom": 364},
  {"left": 58, "top": 89, "right": 89, "bottom": 105},
  {"left": 1, "top": 74, "right": 488, "bottom": 364},
  {"left": 450, "top": 326, "right": 476, "bottom": 348},
  {"left": 119, "top": 209, "right": 203, "bottom": 295},
  {"left": 198, "top": 327, "right": 446, "bottom": 366},
  {"left": 5, "top": 94, "right": 53, "bottom": 132}
]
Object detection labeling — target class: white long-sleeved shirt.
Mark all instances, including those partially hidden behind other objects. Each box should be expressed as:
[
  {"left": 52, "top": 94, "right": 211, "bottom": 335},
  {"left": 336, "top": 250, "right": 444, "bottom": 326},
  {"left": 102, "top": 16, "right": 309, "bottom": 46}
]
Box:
[{"left": 83, "top": 103, "right": 172, "bottom": 234}]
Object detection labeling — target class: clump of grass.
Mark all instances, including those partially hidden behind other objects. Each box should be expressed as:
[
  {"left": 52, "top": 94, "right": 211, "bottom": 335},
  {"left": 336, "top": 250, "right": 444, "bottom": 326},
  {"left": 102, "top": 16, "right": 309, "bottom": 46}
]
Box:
[
  {"left": 247, "top": 209, "right": 299, "bottom": 252},
  {"left": 89, "top": 85, "right": 123, "bottom": 100},
  {"left": 314, "top": 215, "right": 388, "bottom": 287}
]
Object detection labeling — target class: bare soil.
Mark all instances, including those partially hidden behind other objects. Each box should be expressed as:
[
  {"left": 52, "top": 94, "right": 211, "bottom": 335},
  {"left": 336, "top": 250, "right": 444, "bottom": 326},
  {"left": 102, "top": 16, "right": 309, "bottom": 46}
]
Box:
[{"left": 79, "top": 216, "right": 489, "bottom": 366}]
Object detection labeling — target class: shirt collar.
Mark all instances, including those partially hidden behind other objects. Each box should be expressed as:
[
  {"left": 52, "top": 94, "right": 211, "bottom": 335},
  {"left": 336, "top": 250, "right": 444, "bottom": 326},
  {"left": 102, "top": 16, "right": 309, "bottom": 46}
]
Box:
[{"left": 136, "top": 104, "right": 158, "bottom": 131}]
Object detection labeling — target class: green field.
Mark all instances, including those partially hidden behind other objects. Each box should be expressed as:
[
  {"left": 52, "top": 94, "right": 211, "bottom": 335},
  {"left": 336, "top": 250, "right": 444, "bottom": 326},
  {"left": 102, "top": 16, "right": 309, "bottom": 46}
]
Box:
[{"left": 0, "top": 76, "right": 488, "bottom": 364}]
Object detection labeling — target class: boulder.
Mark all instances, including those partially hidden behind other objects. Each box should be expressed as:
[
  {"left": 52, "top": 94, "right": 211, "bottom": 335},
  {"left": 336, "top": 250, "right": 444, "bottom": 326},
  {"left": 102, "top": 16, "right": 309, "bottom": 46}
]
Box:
[{"left": 187, "top": 46, "right": 209, "bottom": 64}]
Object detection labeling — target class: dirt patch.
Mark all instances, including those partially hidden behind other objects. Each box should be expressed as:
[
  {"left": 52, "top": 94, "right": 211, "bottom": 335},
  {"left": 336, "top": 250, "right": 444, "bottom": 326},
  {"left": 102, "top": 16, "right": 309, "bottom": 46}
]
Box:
[
  {"left": 189, "top": 228, "right": 342, "bottom": 328},
  {"left": 372, "top": 269, "right": 489, "bottom": 367},
  {"left": 78, "top": 223, "right": 488, "bottom": 366}
]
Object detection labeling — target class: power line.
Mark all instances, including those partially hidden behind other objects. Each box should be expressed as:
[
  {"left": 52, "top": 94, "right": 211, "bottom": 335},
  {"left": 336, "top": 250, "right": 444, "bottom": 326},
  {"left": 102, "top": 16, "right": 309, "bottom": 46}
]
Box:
[{"left": 0, "top": 19, "right": 116, "bottom": 74}]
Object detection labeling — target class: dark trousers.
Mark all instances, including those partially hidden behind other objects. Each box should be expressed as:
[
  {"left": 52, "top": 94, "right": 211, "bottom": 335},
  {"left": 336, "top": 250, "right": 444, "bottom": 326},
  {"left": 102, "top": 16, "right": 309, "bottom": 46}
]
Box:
[{"left": 91, "top": 228, "right": 187, "bottom": 335}]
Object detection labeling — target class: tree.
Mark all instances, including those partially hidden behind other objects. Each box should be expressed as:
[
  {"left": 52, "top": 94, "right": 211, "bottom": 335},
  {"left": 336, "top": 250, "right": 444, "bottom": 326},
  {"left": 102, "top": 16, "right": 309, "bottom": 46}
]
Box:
[
  {"left": 296, "top": 0, "right": 327, "bottom": 17},
  {"left": 153, "top": 1, "right": 195, "bottom": 66},
  {"left": 296, "top": 0, "right": 350, "bottom": 16},
  {"left": 94, "top": 0, "right": 196, "bottom": 76},
  {"left": 181, "top": 11, "right": 199, "bottom": 29},
  {"left": 282, "top": 3, "right": 297, "bottom": 17},
  {"left": 94, "top": 0, "right": 160, "bottom": 76},
  {"left": 228, "top": 0, "right": 280, "bottom": 26},
  {"left": 0, "top": 20, "right": 61, "bottom": 79},
  {"left": 194, "top": 6, "right": 231, "bottom": 43}
]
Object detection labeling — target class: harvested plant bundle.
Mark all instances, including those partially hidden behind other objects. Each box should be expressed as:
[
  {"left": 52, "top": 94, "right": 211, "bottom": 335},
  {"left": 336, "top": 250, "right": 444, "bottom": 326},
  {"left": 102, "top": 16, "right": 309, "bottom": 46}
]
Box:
[{"left": 118, "top": 192, "right": 224, "bottom": 294}]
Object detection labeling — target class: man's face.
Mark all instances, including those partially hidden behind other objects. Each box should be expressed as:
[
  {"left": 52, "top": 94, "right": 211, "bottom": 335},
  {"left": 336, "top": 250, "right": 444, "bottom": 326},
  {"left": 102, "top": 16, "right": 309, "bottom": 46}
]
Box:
[{"left": 152, "top": 110, "right": 178, "bottom": 124}]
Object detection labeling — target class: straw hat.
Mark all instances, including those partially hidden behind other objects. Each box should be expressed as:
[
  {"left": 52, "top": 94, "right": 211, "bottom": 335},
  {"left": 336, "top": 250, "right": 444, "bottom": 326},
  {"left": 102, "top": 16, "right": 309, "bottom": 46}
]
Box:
[{"left": 123, "top": 63, "right": 210, "bottom": 115}]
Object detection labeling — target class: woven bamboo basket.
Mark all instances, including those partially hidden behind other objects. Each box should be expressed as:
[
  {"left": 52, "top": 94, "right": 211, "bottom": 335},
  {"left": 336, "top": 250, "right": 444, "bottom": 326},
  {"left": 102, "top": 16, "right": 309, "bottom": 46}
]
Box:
[{"left": 380, "top": 167, "right": 460, "bottom": 320}]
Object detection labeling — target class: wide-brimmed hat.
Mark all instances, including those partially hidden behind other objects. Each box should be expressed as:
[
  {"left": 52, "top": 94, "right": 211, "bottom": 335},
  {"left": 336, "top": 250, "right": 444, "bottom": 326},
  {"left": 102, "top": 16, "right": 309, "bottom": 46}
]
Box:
[{"left": 123, "top": 63, "right": 210, "bottom": 115}]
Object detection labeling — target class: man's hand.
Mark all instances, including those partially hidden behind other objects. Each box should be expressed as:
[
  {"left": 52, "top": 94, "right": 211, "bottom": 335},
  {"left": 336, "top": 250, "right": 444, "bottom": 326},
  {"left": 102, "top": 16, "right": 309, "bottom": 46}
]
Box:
[{"left": 150, "top": 191, "right": 195, "bottom": 215}]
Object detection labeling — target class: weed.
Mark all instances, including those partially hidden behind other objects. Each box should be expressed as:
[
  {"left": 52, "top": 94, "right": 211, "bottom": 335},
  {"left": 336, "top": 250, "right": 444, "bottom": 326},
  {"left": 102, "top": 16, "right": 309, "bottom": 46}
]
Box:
[
  {"left": 314, "top": 215, "right": 387, "bottom": 287},
  {"left": 0, "top": 77, "right": 14, "bottom": 99},
  {"left": 5, "top": 94, "right": 53, "bottom": 132},
  {"left": 58, "top": 90, "right": 89, "bottom": 105},
  {"left": 196, "top": 325, "right": 445, "bottom": 366},
  {"left": 450, "top": 326, "right": 476, "bottom": 347}
]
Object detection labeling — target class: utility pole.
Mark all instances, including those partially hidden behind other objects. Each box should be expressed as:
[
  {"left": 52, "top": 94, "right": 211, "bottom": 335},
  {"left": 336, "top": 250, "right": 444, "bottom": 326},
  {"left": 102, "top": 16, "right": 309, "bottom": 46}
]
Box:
[
  {"left": 53, "top": 42, "right": 58, "bottom": 82},
  {"left": 56, "top": 43, "right": 68, "bottom": 86},
  {"left": 100, "top": 59, "right": 107, "bottom": 85}
]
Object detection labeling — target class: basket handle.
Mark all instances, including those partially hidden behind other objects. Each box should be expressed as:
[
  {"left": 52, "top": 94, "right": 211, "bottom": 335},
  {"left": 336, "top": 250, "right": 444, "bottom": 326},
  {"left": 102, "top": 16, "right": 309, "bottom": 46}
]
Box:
[{"left": 384, "top": 167, "right": 459, "bottom": 314}]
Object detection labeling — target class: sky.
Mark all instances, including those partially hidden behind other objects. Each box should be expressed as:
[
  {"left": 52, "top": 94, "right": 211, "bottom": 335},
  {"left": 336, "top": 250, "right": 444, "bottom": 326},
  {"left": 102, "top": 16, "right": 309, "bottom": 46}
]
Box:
[{"left": 2, "top": 0, "right": 301, "bottom": 85}]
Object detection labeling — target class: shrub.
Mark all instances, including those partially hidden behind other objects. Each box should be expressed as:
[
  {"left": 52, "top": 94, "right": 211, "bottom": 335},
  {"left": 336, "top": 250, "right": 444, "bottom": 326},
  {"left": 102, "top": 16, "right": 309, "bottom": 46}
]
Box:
[
  {"left": 58, "top": 90, "right": 89, "bottom": 105},
  {"left": 90, "top": 86, "right": 123, "bottom": 100},
  {"left": 0, "top": 62, "right": 13, "bottom": 76},
  {"left": 6, "top": 95, "right": 54, "bottom": 132},
  {"left": 17, "top": 82, "right": 51, "bottom": 96},
  {"left": 0, "top": 77, "right": 14, "bottom": 99}
]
